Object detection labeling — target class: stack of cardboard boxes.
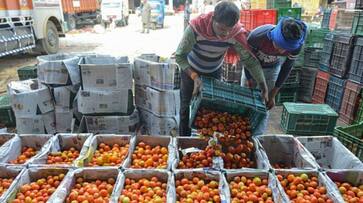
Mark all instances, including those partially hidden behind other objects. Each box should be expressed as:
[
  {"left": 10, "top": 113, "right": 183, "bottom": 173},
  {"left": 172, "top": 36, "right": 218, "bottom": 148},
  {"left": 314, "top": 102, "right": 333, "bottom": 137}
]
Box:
[
  {"left": 78, "top": 55, "right": 139, "bottom": 134},
  {"left": 134, "top": 54, "right": 180, "bottom": 136}
]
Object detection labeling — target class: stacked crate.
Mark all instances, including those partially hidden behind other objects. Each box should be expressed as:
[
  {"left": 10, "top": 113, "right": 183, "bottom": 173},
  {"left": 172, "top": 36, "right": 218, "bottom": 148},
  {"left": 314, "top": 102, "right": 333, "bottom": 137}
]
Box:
[
  {"left": 312, "top": 70, "right": 330, "bottom": 104},
  {"left": 275, "top": 68, "right": 300, "bottom": 105},
  {"left": 321, "top": 8, "right": 332, "bottom": 29}
]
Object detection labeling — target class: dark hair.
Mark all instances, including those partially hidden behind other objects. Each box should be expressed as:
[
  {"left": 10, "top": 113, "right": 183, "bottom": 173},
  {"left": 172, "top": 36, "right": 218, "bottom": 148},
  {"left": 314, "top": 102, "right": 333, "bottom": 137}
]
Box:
[
  {"left": 282, "top": 18, "right": 304, "bottom": 40},
  {"left": 213, "top": 1, "right": 240, "bottom": 27}
]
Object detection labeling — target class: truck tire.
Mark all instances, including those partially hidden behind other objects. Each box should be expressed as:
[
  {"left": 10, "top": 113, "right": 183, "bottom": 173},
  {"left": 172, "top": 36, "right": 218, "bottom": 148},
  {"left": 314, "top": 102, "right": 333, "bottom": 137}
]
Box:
[{"left": 39, "top": 21, "right": 59, "bottom": 54}]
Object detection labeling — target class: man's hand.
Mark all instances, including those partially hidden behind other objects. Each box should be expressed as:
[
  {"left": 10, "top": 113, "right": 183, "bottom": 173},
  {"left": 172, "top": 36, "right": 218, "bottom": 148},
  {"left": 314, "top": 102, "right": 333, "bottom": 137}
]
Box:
[
  {"left": 267, "top": 87, "right": 279, "bottom": 110},
  {"left": 259, "top": 82, "right": 269, "bottom": 105},
  {"left": 192, "top": 76, "right": 202, "bottom": 96}
]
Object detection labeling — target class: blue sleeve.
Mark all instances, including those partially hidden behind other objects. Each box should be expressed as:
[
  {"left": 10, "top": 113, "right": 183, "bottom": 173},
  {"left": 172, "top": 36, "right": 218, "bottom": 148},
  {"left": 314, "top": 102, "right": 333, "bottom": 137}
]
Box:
[{"left": 274, "top": 58, "right": 294, "bottom": 88}]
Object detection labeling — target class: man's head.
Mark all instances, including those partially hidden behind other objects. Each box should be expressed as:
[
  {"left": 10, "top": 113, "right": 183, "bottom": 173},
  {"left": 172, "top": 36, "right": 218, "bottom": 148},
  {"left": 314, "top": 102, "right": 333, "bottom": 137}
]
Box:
[
  {"left": 270, "top": 17, "right": 306, "bottom": 52},
  {"left": 212, "top": 1, "right": 240, "bottom": 38}
]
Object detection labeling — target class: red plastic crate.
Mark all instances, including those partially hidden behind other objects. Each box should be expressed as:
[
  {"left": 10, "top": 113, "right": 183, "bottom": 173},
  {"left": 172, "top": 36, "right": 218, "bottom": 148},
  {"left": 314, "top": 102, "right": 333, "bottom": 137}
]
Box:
[
  {"left": 329, "top": 8, "right": 338, "bottom": 31},
  {"left": 339, "top": 80, "right": 362, "bottom": 124},
  {"left": 312, "top": 70, "right": 330, "bottom": 104},
  {"left": 240, "top": 9, "right": 277, "bottom": 31}
]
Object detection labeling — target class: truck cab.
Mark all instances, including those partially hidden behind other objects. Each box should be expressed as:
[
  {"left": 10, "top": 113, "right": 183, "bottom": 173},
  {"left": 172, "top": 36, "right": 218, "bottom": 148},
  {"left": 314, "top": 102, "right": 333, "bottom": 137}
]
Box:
[
  {"left": 101, "top": 0, "right": 129, "bottom": 26},
  {"left": 0, "top": 0, "right": 64, "bottom": 57},
  {"left": 149, "top": 0, "right": 165, "bottom": 29}
]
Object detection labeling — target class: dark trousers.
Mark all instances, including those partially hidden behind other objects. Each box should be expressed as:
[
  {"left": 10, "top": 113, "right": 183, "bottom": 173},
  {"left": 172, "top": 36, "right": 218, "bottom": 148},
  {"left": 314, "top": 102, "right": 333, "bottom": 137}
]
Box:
[{"left": 179, "top": 68, "right": 221, "bottom": 136}]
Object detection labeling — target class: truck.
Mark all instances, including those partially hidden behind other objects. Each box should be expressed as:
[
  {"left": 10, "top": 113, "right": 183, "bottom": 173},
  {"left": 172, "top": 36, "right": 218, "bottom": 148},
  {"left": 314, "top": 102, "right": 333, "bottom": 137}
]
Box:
[
  {"left": 62, "top": 0, "right": 100, "bottom": 30},
  {"left": 0, "top": 0, "right": 64, "bottom": 57},
  {"left": 101, "top": 0, "right": 129, "bottom": 27}
]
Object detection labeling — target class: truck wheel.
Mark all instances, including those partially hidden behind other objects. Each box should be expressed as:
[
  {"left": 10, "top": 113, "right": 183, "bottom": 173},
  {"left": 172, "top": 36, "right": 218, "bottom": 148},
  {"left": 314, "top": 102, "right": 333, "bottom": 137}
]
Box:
[
  {"left": 67, "top": 16, "right": 76, "bottom": 30},
  {"left": 39, "top": 21, "right": 59, "bottom": 54}
]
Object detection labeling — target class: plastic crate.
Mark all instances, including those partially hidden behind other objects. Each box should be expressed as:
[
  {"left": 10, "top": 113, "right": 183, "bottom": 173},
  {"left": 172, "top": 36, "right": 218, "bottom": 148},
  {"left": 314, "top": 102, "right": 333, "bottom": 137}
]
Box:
[
  {"left": 281, "top": 68, "right": 300, "bottom": 88},
  {"left": 334, "top": 122, "right": 363, "bottom": 160},
  {"left": 349, "top": 37, "right": 363, "bottom": 85},
  {"left": 222, "top": 62, "right": 242, "bottom": 84},
  {"left": 306, "top": 28, "right": 331, "bottom": 49},
  {"left": 189, "top": 76, "right": 267, "bottom": 132},
  {"left": 330, "top": 34, "right": 356, "bottom": 78},
  {"left": 357, "top": 0, "right": 363, "bottom": 9},
  {"left": 304, "top": 47, "right": 322, "bottom": 68},
  {"left": 339, "top": 81, "right": 362, "bottom": 124},
  {"left": 352, "top": 11, "right": 363, "bottom": 36},
  {"left": 312, "top": 70, "right": 330, "bottom": 104},
  {"left": 240, "top": 9, "right": 277, "bottom": 31},
  {"left": 267, "top": 0, "right": 291, "bottom": 8},
  {"left": 326, "top": 75, "right": 346, "bottom": 113},
  {"left": 0, "top": 94, "right": 15, "bottom": 127},
  {"left": 298, "top": 67, "right": 318, "bottom": 103},
  {"left": 281, "top": 102, "right": 339, "bottom": 135},
  {"left": 319, "top": 33, "right": 334, "bottom": 69},
  {"left": 355, "top": 97, "right": 363, "bottom": 124},
  {"left": 335, "top": 9, "right": 360, "bottom": 31},
  {"left": 17, "top": 65, "right": 37, "bottom": 81},
  {"left": 321, "top": 8, "right": 332, "bottom": 29},
  {"left": 277, "top": 7, "right": 302, "bottom": 21},
  {"left": 275, "top": 88, "right": 298, "bottom": 106}
]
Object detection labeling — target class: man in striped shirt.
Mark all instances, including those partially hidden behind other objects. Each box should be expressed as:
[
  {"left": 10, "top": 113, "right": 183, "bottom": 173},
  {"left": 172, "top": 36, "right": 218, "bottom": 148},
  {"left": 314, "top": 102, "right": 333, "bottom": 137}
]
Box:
[
  {"left": 244, "top": 17, "right": 307, "bottom": 135},
  {"left": 175, "top": 1, "right": 269, "bottom": 137}
]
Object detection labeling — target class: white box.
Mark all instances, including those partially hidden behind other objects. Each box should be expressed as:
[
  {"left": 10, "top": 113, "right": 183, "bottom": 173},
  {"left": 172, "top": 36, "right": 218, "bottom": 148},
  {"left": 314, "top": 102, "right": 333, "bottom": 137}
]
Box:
[
  {"left": 52, "top": 85, "right": 78, "bottom": 108},
  {"left": 139, "top": 108, "right": 179, "bottom": 136},
  {"left": 134, "top": 54, "right": 178, "bottom": 91},
  {"left": 82, "top": 109, "right": 139, "bottom": 134},
  {"left": 16, "top": 111, "right": 56, "bottom": 134},
  {"left": 135, "top": 85, "right": 180, "bottom": 117},
  {"left": 8, "top": 79, "right": 54, "bottom": 117},
  {"left": 55, "top": 107, "right": 74, "bottom": 133},
  {"left": 37, "top": 54, "right": 80, "bottom": 85},
  {"left": 79, "top": 55, "right": 132, "bottom": 91},
  {"left": 77, "top": 89, "right": 130, "bottom": 114}
]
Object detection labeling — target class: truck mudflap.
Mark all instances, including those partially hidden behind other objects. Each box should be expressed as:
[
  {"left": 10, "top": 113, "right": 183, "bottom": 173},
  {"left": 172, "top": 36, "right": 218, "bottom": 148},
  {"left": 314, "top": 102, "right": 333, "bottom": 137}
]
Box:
[{"left": 0, "top": 16, "right": 36, "bottom": 57}]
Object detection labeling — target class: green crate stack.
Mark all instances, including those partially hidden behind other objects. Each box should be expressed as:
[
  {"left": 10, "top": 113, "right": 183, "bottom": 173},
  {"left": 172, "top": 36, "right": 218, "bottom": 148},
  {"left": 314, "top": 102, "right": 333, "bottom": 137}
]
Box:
[
  {"left": 0, "top": 94, "right": 15, "bottom": 127},
  {"left": 281, "top": 102, "right": 339, "bottom": 135},
  {"left": 17, "top": 65, "right": 37, "bottom": 81},
  {"left": 267, "top": 0, "right": 291, "bottom": 9},
  {"left": 277, "top": 7, "right": 302, "bottom": 21},
  {"left": 276, "top": 88, "right": 298, "bottom": 105},
  {"left": 352, "top": 11, "right": 363, "bottom": 36},
  {"left": 189, "top": 76, "right": 267, "bottom": 132},
  {"left": 334, "top": 122, "right": 363, "bottom": 160}
]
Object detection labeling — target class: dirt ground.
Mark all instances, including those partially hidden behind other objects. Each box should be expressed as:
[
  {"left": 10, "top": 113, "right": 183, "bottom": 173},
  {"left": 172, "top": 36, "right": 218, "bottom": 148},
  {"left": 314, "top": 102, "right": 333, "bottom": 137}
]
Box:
[{"left": 0, "top": 14, "right": 286, "bottom": 133}]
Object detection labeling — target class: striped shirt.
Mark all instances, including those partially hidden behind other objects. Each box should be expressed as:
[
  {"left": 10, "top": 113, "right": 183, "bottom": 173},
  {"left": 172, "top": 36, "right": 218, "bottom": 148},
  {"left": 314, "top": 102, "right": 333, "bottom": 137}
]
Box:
[{"left": 187, "top": 34, "right": 234, "bottom": 73}]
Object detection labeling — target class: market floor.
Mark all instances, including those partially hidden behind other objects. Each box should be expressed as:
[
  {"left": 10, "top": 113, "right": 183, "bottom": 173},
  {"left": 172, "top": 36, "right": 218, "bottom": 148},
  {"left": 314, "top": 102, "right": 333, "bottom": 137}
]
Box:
[{"left": 0, "top": 13, "right": 288, "bottom": 134}]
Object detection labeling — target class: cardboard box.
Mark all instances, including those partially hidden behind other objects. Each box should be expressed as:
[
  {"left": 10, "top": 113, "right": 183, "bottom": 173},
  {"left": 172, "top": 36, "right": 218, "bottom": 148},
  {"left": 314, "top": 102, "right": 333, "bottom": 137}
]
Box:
[
  {"left": 77, "top": 89, "right": 130, "bottom": 114},
  {"left": 52, "top": 85, "right": 78, "bottom": 108},
  {"left": 37, "top": 54, "right": 80, "bottom": 86},
  {"left": 82, "top": 109, "right": 139, "bottom": 134},
  {"left": 135, "top": 85, "right": 180, "bottom": 117},
  {"left": 134, "top": 54, "right": 179, "bottom": 91},
  {"left": 8, "top": 79, "right": 54, "bottom": 117},
  {"left": 55, "top": 107, "right": 74, "bottom": 133},
  {"left": 139, "top": 108, "right": 179, "bottom": 136},
  {"left": 79, "top": 55, "right": 132, "bottom": 91},
  {"left": 16, "top": 111, "right": 56, "bottom": 134}
]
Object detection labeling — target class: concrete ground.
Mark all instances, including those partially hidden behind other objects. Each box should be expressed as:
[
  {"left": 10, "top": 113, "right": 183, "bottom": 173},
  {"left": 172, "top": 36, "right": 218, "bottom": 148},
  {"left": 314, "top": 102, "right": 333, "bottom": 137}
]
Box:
[{"left": 0, "top": 13, "right": 286, "bottom": 133}]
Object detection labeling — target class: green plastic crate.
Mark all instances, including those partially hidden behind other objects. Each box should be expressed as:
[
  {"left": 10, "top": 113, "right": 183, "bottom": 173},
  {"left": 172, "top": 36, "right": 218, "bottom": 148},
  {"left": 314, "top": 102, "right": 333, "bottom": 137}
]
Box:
[
  {"left": 189, "top": 76, "right": 267, "bottom": 133},
  {"left": 305, "top": 28, "right": 331, "bottom": 49},
  {"left": 275, "top": 88, "right": 298, "bottom": 106},
  {"left": 282, "top": 68, "right": 300, "bottom": 88},
  {"left": 352, "top": 11, "right": 363, "bottom": 36},
  {"left": 355, "top": 97, "right": 363, "bottom": 124},
  {"left": 281, "top": 102, "right": 339, "bottom": 135},
  {"left": 17, "top": 65, "right": 37, "bottom": 80},
  {"left": 334, "top": 122, "right": 363, "bottom": 160},
  {"left": 0, "top": 95, "right": 15, "bottom": 127},
  {"left": 277, "top": 7, "right": 302, "bottom": 21}
]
